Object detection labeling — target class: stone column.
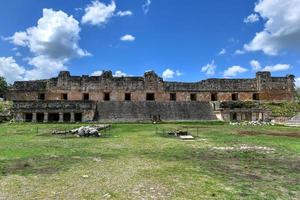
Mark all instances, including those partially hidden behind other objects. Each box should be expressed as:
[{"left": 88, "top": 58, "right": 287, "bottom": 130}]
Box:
[
  {"left": 59, "top": 112, "right": 64, "bottom": 123},
  {"left": 44, "top": 112, "right": 48, "bottom": 123},
  {"left": 70, "top": 112, "right": 75, "bottom": 123},
  {"left": 32, "top": 112, "right": 37, "bottom": 123}
]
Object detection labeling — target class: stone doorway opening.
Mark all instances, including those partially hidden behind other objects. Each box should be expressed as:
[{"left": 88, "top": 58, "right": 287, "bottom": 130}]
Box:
[
  {"left": 63, "top": 113, "right": 71, "bottom": 122},
  {"left": 75, "top": 113, "right": 82, "bottom": 122},
  {"left": 36, "top": 113, "right": 44, "bottom": 122},
  {"left": 25, "top": 113, "right": 33, "bottom": 122},
  {"left": 48, "top": 113, "right": 59, "bottom": 122}
]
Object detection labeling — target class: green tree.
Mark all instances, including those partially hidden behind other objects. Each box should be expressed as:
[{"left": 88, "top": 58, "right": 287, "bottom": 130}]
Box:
[{"left": 0, "top": 77, "right": 8, "bottom": 98}]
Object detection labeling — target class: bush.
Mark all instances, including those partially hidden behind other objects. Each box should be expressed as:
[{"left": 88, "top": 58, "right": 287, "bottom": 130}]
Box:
[{"left": 263, "top": 102, "right": 300, "bottom": 117}]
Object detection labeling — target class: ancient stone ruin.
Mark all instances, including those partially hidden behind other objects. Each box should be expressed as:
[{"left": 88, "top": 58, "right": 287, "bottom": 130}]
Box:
[{"left": 7, "top": 70, "right": 295, "bottom": 122}]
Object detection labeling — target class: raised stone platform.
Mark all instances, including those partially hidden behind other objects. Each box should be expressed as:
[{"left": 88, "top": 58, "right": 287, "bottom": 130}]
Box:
[{"left": 285, "top": 115, "right": 300, "bottom": 127}]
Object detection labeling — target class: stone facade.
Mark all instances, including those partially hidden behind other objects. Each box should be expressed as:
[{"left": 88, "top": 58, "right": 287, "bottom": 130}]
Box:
[{"left": 7, "top": 71, "right": 295, "bottom": 122}]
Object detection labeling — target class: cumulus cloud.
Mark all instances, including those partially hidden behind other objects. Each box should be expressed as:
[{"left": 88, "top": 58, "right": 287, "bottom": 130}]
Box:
[
  {"left": 223, "top": 66, "right": 248, "bottom": 77},
  {"left": 262, "top": 64, "right": 291, "bottom": 72},
  {"left": 250, "top": 60, "right": 261, "bottom": 71},
  {"left": 116, "top": 10, "right": 132, "bottom": 17},
  {"left": 0, "top": 57, "right": 25, "bottom": 83},
  {"left": 244, "top": 0, "right": 300, "bottom": 55},
  {"left": 162, "top": 68, "right": 182, "bottom": 79},
  {"left": 91, "top": 70, "right": 103, "bottom": 76},
  {"left": 113, "top": 70, "right": 127, "bottom": 77},
  {"left": 81, "top": 1, "right": 132, "bottom": 26},
  {"left": 10, "top": 9, "right": 88, "bottom": 59},
  {"left": 218, "top": 48, "right": 226, "bottom": 55},
  {"left": 120, "top": 34, "right": 135, "bottom": 42},
  {"left": 81, "top": 0, "right": 116, "bottom": 26},
  {"left": 7, "top": 8, "right": 88, "bottom": 81},
  {"left": 201, "top": 60, "right": 216, "bottom": 75},
  {"left": 142, "top": 0, "right": 151, "bottom": 15},
  {"left": 244, "top": 13, "right": 260, "bottom": 24},
  {"left": 295, "top": 77, "right": 300, "bottom": 88},
  {"left": 24, "top": 56, "right": 67, "bottom": 80}
]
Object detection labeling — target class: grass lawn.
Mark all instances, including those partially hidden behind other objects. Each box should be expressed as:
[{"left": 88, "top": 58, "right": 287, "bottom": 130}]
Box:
[{"left": 0, "top": 122, "right": 299, "bottom": 200}]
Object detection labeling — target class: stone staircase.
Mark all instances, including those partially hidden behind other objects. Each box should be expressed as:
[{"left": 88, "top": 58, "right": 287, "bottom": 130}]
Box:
[
  {"left": 285, "top": 115, "right": 300, "bottom": 127},
  {"left": 96, "top": 101, "right": 218, "bottom": 122}
]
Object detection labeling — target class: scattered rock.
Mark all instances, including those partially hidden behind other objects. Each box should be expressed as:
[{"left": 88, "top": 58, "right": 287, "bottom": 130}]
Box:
[{"left": 229, "top": 121, "right": 275, "bottom": 126}]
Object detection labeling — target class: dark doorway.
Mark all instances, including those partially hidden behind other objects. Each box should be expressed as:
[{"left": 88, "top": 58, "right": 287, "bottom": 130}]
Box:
[
  {"left": 231, "top": 113, "right": 238, "bottom": 121},
  {"left": 61, "top": 93, "right": 68, "bottom": 100},
  {"left": 48, "top": 113, "right": 60, "bottom": 122},
  {"left": 146, "top": 93, "right": 155, "bottom": 101},
  {"left": 103, "top": 93, "right": 110, "bottom": 101},
  {"left": 63, "top": 113, "right": 71, "bottom": 122},
  {"left": 170, "top": 93, "right": 176, "bottom": 101},
  {"left": 125, "top": 93, "right": 131, "bottom": 101},
  {"left": 253, "top": 93, "right": 260, "bottom": 100},
  {"left": 75, "top": 113, "right": 82, "bottom": 122},
  {"left": 25, "top": 113, "right": 33, "bottom": 122},
  {"left": 83, "top": 93, "right": 89, "bottom": 101},
  {"left": 190, "top": 93, "right": 197, "bottom": 101},
  {"left": 38, "top": 93, "right": 45, "bottom": 100},
  {"left": 232, "top": 93, "right": 239, "bottom": 101},
  {"left": 36, "top": 113, "right": 44, "bottom": 122},
  {"left": 211, "top": 93, "right": 218, "bottom": 101}
]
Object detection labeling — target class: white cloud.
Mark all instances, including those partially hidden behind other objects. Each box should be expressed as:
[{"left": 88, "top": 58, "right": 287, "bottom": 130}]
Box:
[
  {"left": 142, "top": 0, "right": 151, "bottom": 15},
  {"left": 262, "top": 64, "right": 291, "bottom": 72},
  {"left": 250, "top": 60, "right": 261, "bottom": 71},
  {"left": 24, "top": 56, "right": 67, "bottom": 80},
  {"left": 162, "top": 68, "right": 182, "bottom": 79},
  {"left": 0, "top": 57, "right": 25, "bottom": 83},
  {"left": 91, "top": 70, "right": 103, "bottom": 76},
  {"left": 7, "top": 8, "right": 88, "bottom": 81},
  {"left": 81, "top": 0, "right": 116, "bottom": 26},
  {"left": 218, "top": 48, "right": 226, "bottom": 55},
  {"left": 244, "top": 0, "right": 300, "bottom": 55},
  {"left": 120, "top": 34, "right": 135, "bottom": 42},
  {"left": 295, "top": 77, "right": 300, "bottom": 88},
  {"left": 201, "top": 60, "right": 216, "bottom": 75},
  {"left": 234, "top": 49, "right": 245, "bottom": 55},
  {"left": 8, "top": 32, "right": 28, "bottom": 46},
  {"left": 223, "top": 66, "right": 248, "bottom": 77},
  {"left": 114, "top": 70, "right": 127, "bottom": 77},
  {"left": 244, "top": 13, "right": 260, "bottom": 24},
  {"left": 116, "top": 10, "right": 133, "bottom": 17}
]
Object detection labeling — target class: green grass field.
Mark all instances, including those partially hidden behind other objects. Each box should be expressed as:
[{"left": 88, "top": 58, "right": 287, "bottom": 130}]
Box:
[{"left": 0, "top": 122, "right": 299, "bottom": 200}]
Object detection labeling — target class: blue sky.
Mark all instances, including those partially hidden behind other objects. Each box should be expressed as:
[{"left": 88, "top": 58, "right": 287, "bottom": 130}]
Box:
[{"left": 0, "top": 0, "right": 299, "bottom": 86}]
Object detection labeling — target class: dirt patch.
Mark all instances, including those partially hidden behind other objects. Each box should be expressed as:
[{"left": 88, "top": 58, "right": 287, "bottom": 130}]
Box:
[{"left": 239, "top": 130, "right": 300, "bottom": 138}]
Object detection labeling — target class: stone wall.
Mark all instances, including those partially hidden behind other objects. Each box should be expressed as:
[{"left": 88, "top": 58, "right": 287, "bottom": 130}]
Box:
[
  {"left": 7, "top": 70, "right": 295, "bottom": 122},
  {"left": 96, "top": 101, "right": 217, "bottom": 121},
  {"left": 8, "top": 71, "right": 295, "bottom": 102}
]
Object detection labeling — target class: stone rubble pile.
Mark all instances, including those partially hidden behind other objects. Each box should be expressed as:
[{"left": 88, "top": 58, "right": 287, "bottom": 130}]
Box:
[
  {"left": 285, "top": 115, "right": 300, "bottom": 127},
  {"left": 53, "top": 124, "right": 111, "bottom": 137},
  {"left": 229, "top": 121, "right": 275, "bottom": 126}
]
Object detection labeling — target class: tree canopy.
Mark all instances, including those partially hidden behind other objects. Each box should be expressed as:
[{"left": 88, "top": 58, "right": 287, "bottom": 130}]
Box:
[{"left": 0, "top": 77, "right": 8, "bottom": 98}]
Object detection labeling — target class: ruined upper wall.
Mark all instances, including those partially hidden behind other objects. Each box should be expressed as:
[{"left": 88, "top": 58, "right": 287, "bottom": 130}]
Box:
[{"left": 10, "top": 70, "right": 294, "bottom": 93}]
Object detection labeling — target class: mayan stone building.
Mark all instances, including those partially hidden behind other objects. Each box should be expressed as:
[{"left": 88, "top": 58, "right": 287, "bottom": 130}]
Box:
[{"left": 7, "top": 70, "right": 295, "bottom": 122}]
